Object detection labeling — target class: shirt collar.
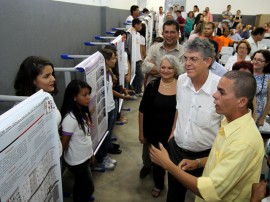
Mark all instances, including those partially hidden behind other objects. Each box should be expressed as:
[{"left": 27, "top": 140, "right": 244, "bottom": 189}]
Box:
[
  {"left": 160, "top": 42, "right": 181, "bottom": 52},
  {"left": 221, "top": 111, "right": 253, "bottom": 138},
  {"left": 182, "top": 71, "right": 215, "bottom": 95}
]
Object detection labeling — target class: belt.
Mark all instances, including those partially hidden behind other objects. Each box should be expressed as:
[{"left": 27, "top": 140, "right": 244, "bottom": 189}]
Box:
[{"left": 178, "top": 146, "right": 211, "bottom": 156}]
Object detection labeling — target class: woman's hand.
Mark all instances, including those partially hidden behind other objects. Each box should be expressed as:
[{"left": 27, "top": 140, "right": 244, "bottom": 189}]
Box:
[
  {"left": 257, "top": 117, "right": 265, "bottom": 127},
  {"left": 139, "top": 131, "right": 145, "bottom": 144}
]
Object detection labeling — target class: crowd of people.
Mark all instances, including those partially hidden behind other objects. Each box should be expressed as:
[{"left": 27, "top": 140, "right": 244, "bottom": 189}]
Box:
[
  {"left": 10, "top": 3, "right": 270, "bottom": 202},
  {"left": 125, "top": 3, "right": 270, "bottom": 202}
]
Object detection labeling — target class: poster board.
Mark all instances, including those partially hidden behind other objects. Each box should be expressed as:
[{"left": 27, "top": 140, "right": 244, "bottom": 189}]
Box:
[
  {"left": 130, "top": 30, "right": 137, "bottom": 85},
  {"left": 0, "top": 90, "right": 62, "bottom": 202},
  {"left": 111, "top": 35, "right": 125, "bottom": 112},
  {"left": 75, "top": 52, "right": 108, "bottom": 154}
]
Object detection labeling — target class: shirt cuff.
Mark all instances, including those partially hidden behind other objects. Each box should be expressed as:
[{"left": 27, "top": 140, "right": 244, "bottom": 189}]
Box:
[
  {"left": 142, "top": 62, "right": 155, "bottom": 74},
  {"left": 197, "top": 177, "right": 220, "bottom": 201}
]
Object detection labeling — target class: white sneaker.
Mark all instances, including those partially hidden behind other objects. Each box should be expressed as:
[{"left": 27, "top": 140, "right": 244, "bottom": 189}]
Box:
[
  {"left": 104, "top": 155, "right": 117, "bottom": 165},
  {"left": 135, "top": 93, "right": 143, "bottom": 97},
  {"left": 102, "top": 157, "right": 115, "bottom": 171}
]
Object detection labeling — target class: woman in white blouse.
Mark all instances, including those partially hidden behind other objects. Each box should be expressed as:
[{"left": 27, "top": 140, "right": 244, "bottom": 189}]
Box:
[{"left": 225, "top": 40, "right": 251, "bottom": 71}]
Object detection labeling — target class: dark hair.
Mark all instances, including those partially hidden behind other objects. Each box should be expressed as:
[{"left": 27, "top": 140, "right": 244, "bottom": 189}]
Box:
[
  {"left": 132, "top": 18, "right": 142, "bottom": 27},
  {"left": 193, "top": 13, "right": 203, "bottom": 29},
  {"left": 251, "top": 49, "right": 270, "bottom": 73},
  {"left": 163, "top": 20, "right": 180, "bottom": 33},
  {"left": 194, "top": 22, "right": 203, "bottom": 34},
  {"left": 114, "top": 30, "right": 127, "bottom": 37},
  {"left": 99, "top": 48, "right": 115, "bottom": 61},
  {"left": 252, "top": 27, "right": 266, "bottom": 35},
  {"left": 208, "top": 39, "right": 219, "bottom": 58},
  {"left": 61, "top": 79, "right": 92, "bottom": 134},
  {"left": 130, "top": 5, "right": 139, "bottom": 15},
  {"left": 232, "top": 61, "right": 254, "bottom": 74},
  {"left": 104, "top": 46, "right": 119, "bottom": 79},
  {"left": 104, "top": 45, "right": 117, "bottom": 54},
  {"left": 205, "top": 22, "right": 215, "bottom": 30},
  {"left": 153, "top": 37, "right": 164, "bottom": 43},
  {"left": 14, "top": 56, "right": 57, "bottom": 96},
  {"left": 236, "top": 40, "right": 251, "bottom": 54},
  {"left": 188, "top": 11, "right": 195, "bottom": 18},
  {"left": 224, "top": 71, "right": 256, "bottom": 108},
  {"left": 139, "top": 23, "right": 146, "bottom": 38},
  {"left": 142, "top": 8, "right": 149, "bottom": 13},
  {"left": 175, "top": 10, "right": 181, "bottom": 14}
]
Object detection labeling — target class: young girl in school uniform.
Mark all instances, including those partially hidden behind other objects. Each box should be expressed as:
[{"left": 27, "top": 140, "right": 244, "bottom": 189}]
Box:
[{"left": 61, "top": 79, "right": 94, "bottom": 202}]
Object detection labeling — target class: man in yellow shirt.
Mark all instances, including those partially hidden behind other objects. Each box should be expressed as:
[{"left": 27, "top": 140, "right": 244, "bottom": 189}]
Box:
[{"left": 150, "top": 71, "right": 264, "bottom": 201}]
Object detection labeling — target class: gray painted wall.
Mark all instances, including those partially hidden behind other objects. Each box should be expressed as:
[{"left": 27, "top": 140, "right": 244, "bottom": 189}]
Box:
[
  {"left": 0, "top": 0, "right": 257, "bottom": 112},
  {"left": 213, "top": 14, "right": 256, "bottom": 25},
  {"left": 0, "top": 0, "right": 129, "bottom": 111}
]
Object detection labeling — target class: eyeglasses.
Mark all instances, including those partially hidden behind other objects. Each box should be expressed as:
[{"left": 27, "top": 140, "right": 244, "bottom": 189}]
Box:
[
  {"left": 183, "top": 56, "right": 204, "bottom": 63},
  {"left": 252, "top": 58, "right": 266, "bottom": 63}
]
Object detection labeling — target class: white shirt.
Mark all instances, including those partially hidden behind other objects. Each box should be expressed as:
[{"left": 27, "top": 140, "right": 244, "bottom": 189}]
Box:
[
  {"left": 62, "top": 113, "right": 93, "bottom": 166},
  {"left": 225, "top": 54, "right": 251, "bottom": 71},
  {"left": 174, "top": 72, "right": 222, "bottom": 151},
  {"left": 136, "top": 32, "right": 142, "bottom": 61},
  {"left": 56, "top": 109, "right": 63, "bottom": 156},
  {"left": 155, "top": 13, "right": 165, "bottom": 37},
  {"left": 181, "top": 11, "right": 187, "bottom": 19},
  {"left": 124, "top": 51, "right": 129, "bottom": 74},
  {"left": 106, "top": 73, "right": 115, "bottom": 112},
  {"left": 125, "top": 15, "right": 133, "bottom": 29},
  {"left": 247, "top": 36, "right": 258, "bottom": 56}
]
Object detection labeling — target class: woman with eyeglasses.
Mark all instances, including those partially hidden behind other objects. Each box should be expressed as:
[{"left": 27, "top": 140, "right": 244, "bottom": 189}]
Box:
[
  {"left": 225, "top": 40, "right": 251, "bottom": 71},
  {"left": 252, "top": 49, "right": 270, "bottom": 127}
]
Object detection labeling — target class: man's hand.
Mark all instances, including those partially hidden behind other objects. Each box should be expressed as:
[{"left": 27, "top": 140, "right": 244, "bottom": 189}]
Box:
[
  {"left": 149, "top": 143, "right": 171, "bottom": 170},
  {"left": 179, "top": 159, "right": 199, "bottom": 171},
  {"left": 250, "top": 181, "right": 267, "bottom": 202}
]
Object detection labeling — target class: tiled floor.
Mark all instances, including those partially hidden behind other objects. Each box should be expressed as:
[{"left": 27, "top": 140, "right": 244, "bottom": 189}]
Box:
[{"left": 62, "top": 97, "right": 195, "bottom": 202}]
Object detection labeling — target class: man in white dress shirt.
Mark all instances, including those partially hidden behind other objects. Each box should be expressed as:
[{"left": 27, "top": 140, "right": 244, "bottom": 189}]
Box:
[
  {"left": 166, "top": 38, "right": 222, "bottom": 202},
  {"left": 247, "top": 27, "right": 266, "bottom": 56}
]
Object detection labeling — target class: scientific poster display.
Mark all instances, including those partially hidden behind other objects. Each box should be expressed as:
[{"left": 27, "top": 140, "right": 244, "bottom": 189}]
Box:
[
  {"left": 75, "top": 52, "right": 108, "bottom": 154},
  {"left": 130, "top": 30, "right": 137, "bottom": 85},
  {"left": 142, "top": 13, "right": 154, "bottom": 52},
  {"left": 111, "top": 35, "right": 125, "bottom": 112},
  {"left": 0, "top": 90, "right": 62, "bottom": 202},
  {"left": 111, "top": 35, "right": 125, "bottom": 89}
]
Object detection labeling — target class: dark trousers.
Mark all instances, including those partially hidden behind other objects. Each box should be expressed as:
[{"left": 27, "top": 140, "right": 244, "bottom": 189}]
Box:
[
  {"left": 167, "top": 137, "right": 210, "bottom": 202},
  {"left": 142, "top": 141, "right": 152, "bottom": 167},
  {"left": 67, "top": 159, "right": 94, "bottom": 202},
  {"left": 152, "top": 141, "right": 169, "bottom": 190},
  {"left": 96, "top": 109, "right": 115, "bottom": 163}
]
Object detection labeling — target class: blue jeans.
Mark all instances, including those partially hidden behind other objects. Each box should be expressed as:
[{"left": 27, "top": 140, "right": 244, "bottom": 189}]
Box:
[
  {"left": 132, "top": 60, "right": 144, "bottom": 94},
  {"left": 67, "top": 159, "right": 94, "bottom": 202}
]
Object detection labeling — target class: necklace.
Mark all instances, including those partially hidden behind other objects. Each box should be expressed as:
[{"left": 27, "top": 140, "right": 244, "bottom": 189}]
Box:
[{"left": 160, "top": 79, "right": 176, "bottom": 88}]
